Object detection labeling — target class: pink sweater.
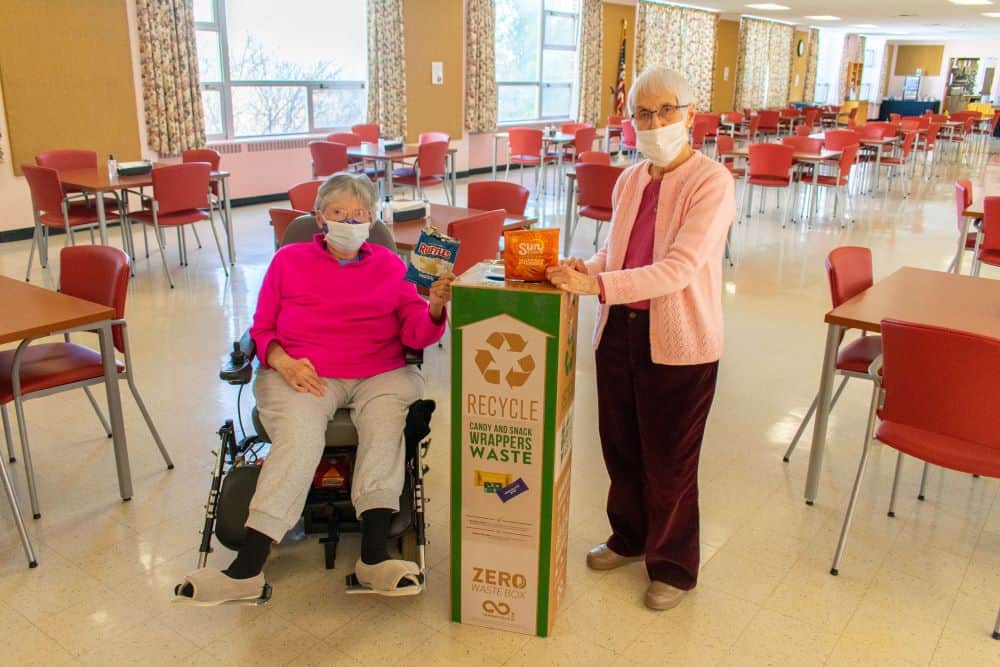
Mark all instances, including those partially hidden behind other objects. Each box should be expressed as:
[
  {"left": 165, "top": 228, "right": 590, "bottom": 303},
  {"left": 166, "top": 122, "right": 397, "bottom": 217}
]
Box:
[
  {"left": 585, "top": 153, "right": 735, "bottom": 365},
  {"left": 251, "top": 234, "right": 446, "bottom": 379}
]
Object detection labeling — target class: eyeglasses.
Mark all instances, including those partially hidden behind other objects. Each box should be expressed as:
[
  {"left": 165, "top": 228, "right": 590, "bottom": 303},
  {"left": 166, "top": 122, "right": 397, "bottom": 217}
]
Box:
[
  {"left": 632, "top": 103, "right": 690, "bottom": 127},
  {"left": 318, "top": 207, "right": 372, "bottom": 223}
]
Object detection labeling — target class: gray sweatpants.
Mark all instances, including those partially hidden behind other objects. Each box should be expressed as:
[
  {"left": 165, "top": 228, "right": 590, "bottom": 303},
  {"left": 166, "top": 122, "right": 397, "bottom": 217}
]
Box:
[{"left": 246, "top": 365, "right": 424, "bottom": 542}]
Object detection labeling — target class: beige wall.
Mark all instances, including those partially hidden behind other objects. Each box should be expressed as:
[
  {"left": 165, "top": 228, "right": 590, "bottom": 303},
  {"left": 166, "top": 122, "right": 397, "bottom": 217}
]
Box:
[
  {"left": 403, "top": 0, "right": 464, "bottom": 143},
  {"left": 788, "top": 30, "right": 810, "bottom": 102},
  {"left": 894, "top": 45, "right": 945, "bottom": 76},
  {"left": 711, "top": 19, "right": 739, "bottom": 112},
  {"left": 600, "top": 2, "right": 635, "bottom": 125}
]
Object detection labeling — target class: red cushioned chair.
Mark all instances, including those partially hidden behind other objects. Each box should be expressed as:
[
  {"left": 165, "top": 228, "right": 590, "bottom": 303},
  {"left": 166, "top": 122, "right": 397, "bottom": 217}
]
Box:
[
  {"left": 693, "top": 113, "right": 720, "bottom": 139},
  {"left": 715, "top": 135, "right": 744, "bottom": 178},
  {"left": 419, "top": 132, "right": 450, "bottom": 144},
  {"left": 467, "top": 181, "right": 529, "bottom": 216},
  {"left": 128, "top": 163, "right": 228, "bottom": 288},
  {"left": 182, "top": 148, "right": 224, "bottom": 250},
  {"left": 392, "top": 140, "right": 452, "bottom": 204},
  {"left": 972, "top": 195, "right": 1000, "bottom": 277},
  {"left": 810, "top": 144, "right": 859, "bottom": 226},
  {"left": 309, "top": 141, "right": 349, "bottom": 179},
  {"left": 803, "top": 107, "right": 821, "bottom": 132},
  {"left": 783, "top": 246, "right": 882, "bottom": 462},
  {"left": 505, "top": 128, "right": 553, "bottom": 193},
  {"left": 620, "top": 119, "right": 638, "bottom": 161},
  {"left": 947, "top": 180, "right": 977, "bottom": 274},
  {"left": 0, "top": 245, "right": 173, "bottom": 519},
  {"left": 560, "top": 122, "right": 591, "bottom": 135},
  {"left": 326, "top": 132, "right": 383, "bottom": 181},
  {"left": 829, "top": 319, "right": 1000, "bottom": 606},
  {"left": 288, "top": 179, "right": 322, "bottom": 212},
  {"left": 915, "top": 122, "right": 944, "bottom": 177},
  {"left": 571, "top": 163, "right": 623, "bottom": 251},
  {"left": 35, "top": 149, "right": 108, "bottom": 202},
  {"left": 741, "top": 143, "right": 795, "bottom": 226},
  {"left": 268, "top": 207, "right": 310, "bottom": 249},
  {"left": 782, "top": 136, "right": 823, "bottom": 153},
  {"left": 720, "top": 111, "right": 744, "bottom": 137},
  {"left": 691, "top": 121, "right": 713, "bottom": 154},
  {"left": 875, "top": 131, "right": 916, "bottom": 197},
  {"left": 550, "top": 126, "right": 597, "bottom": 164},
  {"left": 446, "top": 209, "right": 506, "bottom": 276},
  {"left": 351, "top": 123, "right": 380, "bottom": 143},
  {"left": 756, "top": 110, "right": 781, "bottom": 138},
  {"left": 21, "top": 164, "right": 122, "bottom": 283},
  {"left": 576, "top": 151, "right": 611, "bottom": 166}
]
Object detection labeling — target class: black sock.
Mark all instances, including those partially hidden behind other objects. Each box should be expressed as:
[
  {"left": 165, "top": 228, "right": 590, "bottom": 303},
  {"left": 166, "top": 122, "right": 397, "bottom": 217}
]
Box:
[
  {"left": 224, "top": 528, "right": 272, "bottom": 579},
  {"left": 360, "top": 508, "right": 392, "bottom": 565}
]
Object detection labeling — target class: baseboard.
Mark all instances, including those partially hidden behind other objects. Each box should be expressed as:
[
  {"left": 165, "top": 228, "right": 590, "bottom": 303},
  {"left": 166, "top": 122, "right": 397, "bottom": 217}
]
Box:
[{"left": 0, "top": 223, "right": 125, "bottom": 244}]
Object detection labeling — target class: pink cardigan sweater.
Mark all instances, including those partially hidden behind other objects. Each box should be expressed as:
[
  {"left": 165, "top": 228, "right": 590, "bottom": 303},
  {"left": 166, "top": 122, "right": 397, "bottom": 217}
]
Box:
[{"left": 584, "top": 153, "right": 735, "bottom": 365}]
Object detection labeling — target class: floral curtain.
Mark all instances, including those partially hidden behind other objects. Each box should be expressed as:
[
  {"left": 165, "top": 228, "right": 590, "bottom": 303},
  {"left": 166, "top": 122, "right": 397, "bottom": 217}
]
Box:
[
  {"left": 367, "top": 0, "right": 407, "bottom": 138},
  {"left": 876, "top": 44, "right": 891, "bottom": 104},
  {"left": 576, "top": 0, "right": 603, "bottom": 125},
  {"left": 766, "top": 23, "right": 794, "bottom": 108},
  {"left": 839, "top": 33, "right": 865, "bottom": 102},
  {"left": 135, "top": 0, "right": 205, "bottom": 155},
  {"left": 734, "top": 17, "right": 770, "bottom": 111},
  {"left": 465, "top": 0, "right": 497, "bottom": 133},
  {"left": 802, "top": 28, "right": 819, "bottom": 104},
  {"left": 635, "top": 1, "right": 717, "bottom": 112}
]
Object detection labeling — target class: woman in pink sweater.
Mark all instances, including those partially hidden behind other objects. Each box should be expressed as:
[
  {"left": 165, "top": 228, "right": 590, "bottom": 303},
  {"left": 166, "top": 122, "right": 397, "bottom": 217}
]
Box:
[{"left": 548, "top": 67, "right": 734, "bottom": 611}]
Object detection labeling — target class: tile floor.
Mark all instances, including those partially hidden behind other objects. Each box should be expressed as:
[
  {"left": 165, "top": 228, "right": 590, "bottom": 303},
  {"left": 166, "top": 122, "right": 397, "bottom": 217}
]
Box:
[{"left": 0, "top": 149, "right": 998, "bottom": 666}]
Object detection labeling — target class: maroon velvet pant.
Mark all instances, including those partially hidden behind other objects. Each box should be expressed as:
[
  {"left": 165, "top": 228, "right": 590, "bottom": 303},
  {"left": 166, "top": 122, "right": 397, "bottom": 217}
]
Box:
[{"left": 595, "top": 307, "right": 719, "bottom": 590}]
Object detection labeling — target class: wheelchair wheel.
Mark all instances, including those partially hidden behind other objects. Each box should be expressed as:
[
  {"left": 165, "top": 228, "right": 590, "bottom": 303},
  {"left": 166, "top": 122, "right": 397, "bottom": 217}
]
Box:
[{"left": 400, "top": 527, "right": 420, "bottom": 564}]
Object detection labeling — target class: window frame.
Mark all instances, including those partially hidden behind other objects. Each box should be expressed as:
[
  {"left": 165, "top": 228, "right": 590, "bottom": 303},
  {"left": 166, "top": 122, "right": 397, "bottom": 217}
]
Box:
[
  {"left": 496, "top": 2, "right": 580, "bottom": 125},
  {"left": 196, "top": 0, "right": 368, "bottom": 140}
]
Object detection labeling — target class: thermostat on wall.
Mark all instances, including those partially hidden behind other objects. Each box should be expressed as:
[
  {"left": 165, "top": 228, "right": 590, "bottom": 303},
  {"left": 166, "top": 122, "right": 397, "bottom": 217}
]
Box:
[{"left": 432, "top": 61, "right": 443, "bottom": 85}]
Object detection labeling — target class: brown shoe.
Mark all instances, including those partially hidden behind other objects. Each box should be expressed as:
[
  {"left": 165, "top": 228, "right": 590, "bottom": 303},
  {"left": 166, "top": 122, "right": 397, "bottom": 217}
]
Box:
[
  {"left": 585, "top": 543, "right": 643, "bottom": 571},
  {"left": 644, "top": 581, "right": 686, "bottom": 611}
]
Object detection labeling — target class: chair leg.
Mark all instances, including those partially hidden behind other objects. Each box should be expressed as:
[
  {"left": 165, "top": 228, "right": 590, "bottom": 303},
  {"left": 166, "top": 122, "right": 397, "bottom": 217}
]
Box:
[
  {"left": 830, "top": 382, "right": 881, "bottom": 576},
  {"left": 0, "top": 454, "right": 36, "bottom": 567},
  {"left": 888, "top": 450, "right": 904, "bottom": 517},
  {"left": 191, "top": 224, "right": 203, "bottom": 249},
  {"left": 41, "top": 227, "right": 49, "bottom": 268},
  {"left": 781, "top": 186, "right": 794, "bottom": 228},
  {"left": 126, "top": 378, "right": 174, "bottom": 469},
  {"left": 11, "top": 397, "right": 41, "bottom": 519},
  {"left": 993, "top": 606, "right": 999, "bottom": 640},
  {"left": 151, "top": 217, "right": 175, "bottom": 289},
  {"left": 177, "top": 227, "right": 186, "bottom": 266},
  {"left": 738, "top": 181, "right": 749, "bottom": 222},
  {"left": 25, "top": 225, "right": 39, "bottom": 282},
  {"left": 205, "top": 211, "right": 230, "bottom": 278},
  {"left": 1, "top": 404, "right": 15, "bottom": 463},
  {"left": 917, "top": 461, "right": 930, "bottom": 501},
  {"left": 784, "top": 376, "right": 849, "bottom": 461},
  {"left": 142, "top": 222, "right": 150, "bottom": 258},
  {"left": 82, "top": 387, "right": 112, "bottom": 438}
]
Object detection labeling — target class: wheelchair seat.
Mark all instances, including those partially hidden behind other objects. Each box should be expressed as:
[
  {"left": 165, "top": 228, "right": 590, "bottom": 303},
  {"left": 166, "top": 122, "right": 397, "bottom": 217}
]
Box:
[{"left": 251, "top": 405, "right": 358, "bottom": 447}]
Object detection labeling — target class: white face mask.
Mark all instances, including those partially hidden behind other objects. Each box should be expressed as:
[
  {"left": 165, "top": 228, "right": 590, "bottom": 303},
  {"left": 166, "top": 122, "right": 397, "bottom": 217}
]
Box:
[
  {"left": 324, "top": 221, "right": 370, "bottom": 254},
  {"left": 636, "top": 119, "right": 689, "bottom": 167}
]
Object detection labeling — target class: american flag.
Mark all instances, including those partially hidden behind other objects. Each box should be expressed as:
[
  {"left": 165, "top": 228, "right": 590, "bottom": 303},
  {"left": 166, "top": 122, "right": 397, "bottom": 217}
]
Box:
[{"left": 614, "top": 20, "right": 627, "bottom": 116}]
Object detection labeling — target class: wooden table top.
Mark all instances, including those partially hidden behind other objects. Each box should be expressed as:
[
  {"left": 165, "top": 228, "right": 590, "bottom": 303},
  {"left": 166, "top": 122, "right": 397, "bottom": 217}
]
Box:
[
  {"left": 391, "top": 204, "right": 535, "bottom": 251},
  {"left": 494, "top": 130, "right": 604, "bottom": 142},
  {"left": 826, "top": 267, "right": 1000, "bottom": 338},
  {"left": 347, "top": 143, "right": 457, "bottom": 161},
  {"left": 964, "top": 195, "right": 992, "bottom": 219},
  {"left": 0, "top": 276, "right": 114, "bottom": 344},
  {"left": 720, "top": 147, "right": 842, "bottom": 162},
  {"left": 60, "top": 166, "right": 229, "bottom": 193}
]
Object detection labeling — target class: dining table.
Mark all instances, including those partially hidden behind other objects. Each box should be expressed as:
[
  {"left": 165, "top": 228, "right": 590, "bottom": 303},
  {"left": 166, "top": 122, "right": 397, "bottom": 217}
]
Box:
[
  {"left": 389, "top": 203, "right": 536, "bottom": 252},
  {"left": 1, "top": 275, "right": 138, "bottom": 567},
  {"left": 803, "top": 267, "right": 1000, "bottom": 504},
  {"left": 347, "top": 142, "right": 458, "bottom": 205},
  {"left": 490, "top": 130, "right": 605, "bottom": 182}
]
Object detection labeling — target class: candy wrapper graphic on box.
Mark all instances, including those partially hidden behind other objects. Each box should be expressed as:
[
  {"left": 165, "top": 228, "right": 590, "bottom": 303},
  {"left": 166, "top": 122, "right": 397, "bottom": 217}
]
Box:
[
  {"left": 405, "top": 227, "right": 461, "bottom": 288},
  {"left": 504, "top": 229, "right": 559, "bottom": 282}
]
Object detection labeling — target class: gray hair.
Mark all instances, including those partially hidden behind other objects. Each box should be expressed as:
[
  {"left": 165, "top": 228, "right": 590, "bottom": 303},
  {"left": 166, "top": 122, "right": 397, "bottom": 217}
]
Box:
[
  {"left": 627, "top": 66, "right": 695, "bottom": 115},
  {"left": 314, "top": 171, "right": 377, "bottom": 214}
]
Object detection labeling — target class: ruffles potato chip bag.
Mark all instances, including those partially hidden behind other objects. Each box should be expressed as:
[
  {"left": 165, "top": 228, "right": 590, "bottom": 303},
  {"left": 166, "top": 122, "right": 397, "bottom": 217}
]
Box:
[
  {"left": 504, "top": 228, "right": 559, "bottom": 282},
  {"left": 405, "top": 227, "right": 460, "bottom": 288}
]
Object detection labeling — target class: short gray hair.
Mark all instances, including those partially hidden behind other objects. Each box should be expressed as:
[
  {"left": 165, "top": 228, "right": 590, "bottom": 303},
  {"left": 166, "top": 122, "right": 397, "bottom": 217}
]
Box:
[
  {"left": 315, "top": 171, "right": 377, "bottom": 214},
  {"left": 627, "top": 66, "right": 694, "bottom": 115}
]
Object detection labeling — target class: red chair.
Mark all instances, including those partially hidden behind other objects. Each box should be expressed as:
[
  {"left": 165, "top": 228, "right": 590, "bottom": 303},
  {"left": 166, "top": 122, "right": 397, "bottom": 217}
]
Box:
[
  {"left": 915, "top": 122, "right": 944, "bottom": 177},
  {"left": 781, "top": 136, "right": 823, "bottom": 153},
  {"left": 392, "top": 140, "right": 452, "bottom": 204},
  {"left": 784, "top": 246, "right": 881, "bottom": 461},
  {"left": 756, "top": 110, "right": 781, "bottom": 138},
  {"left": 720, "top": 111, "right": 744, "bottom": 136},
  {"left": 576, "top": 151, "right": 611, "bottom": 166},
  {"left": 351, "top": 123, "right": 380, "bottom": 143},
  {"left": 571, "top": 163, "right": 623, "bottom": 251},
  {"left": 607, "top": 115, "right": 624, "bottom": 127},
  {"left": 288, "top": 180, "right": 322, "bottom": 212},
  {"left": 947, "top": 180, "right": 977, "bottom": 274},
  {"left": 327, "top": 132, "right": 382, "bottom": 180},
  {"left": 823, "top": 129, "right": 859, "bottom": 150},
  {"left": 692, "top": 121, "right": 713, "bottom": 153},
  {"left": 0, "top": 245, "right": 173, "bottom": 519},
  {"left": 900, "top": 117, "right": 921, "bottom": 132},
  {"left": 35, "top": 149, "right": 118, "bottom": 208},
  {"left": 829, "top": 319, "right": 1000, "bottom": 599},
  {"left": 557, "top": 126, "right": 597, "bottom": 163},
  {"left": 808, "top": 144, "right": 859, "bottom": 226},
  {"left": 876, "top": 131, "right": 917, "bottom": 196},
  {"left": 972, "top": 196, "right": 1000, "bottom": 277},
  {"left": 268, "top": 207, "right": 309, "bottom": 249},
  {"left": 128, "top": 163, "right": 228, "bottom": 287},
  {"left": 20, "top": 164, "right": 121, "bottom": 282},
  {"left": 309, "top": 141, "right": 349, "bottom": 178},
  {"left": 837, "top": 106, "right": 860, "bottom": 128},
  {"left": 803, "top": 107, "right": 820, "bottom": 131},
  {"left": 715, "top": 135, "right": 744, "bottom": 178},
  {"left": 467, "top": 181, "right": 529, "bottom": 216},
  {"left": 182, "top": 148, "right": 223, "bottom": 240},
  {"left": 419, "top": 132, "right": 450, "bottom": 144},
  {"left": 741, "top": 143, "right": 795, "bottom": 225},
  {"left": 446, "top": 209, "right": 506, "bottom": 276},
  {"left": 505, "top": 128, "right": 552, "bottom": 191},
  {"left": 620, "top": 119, "right": 637, "bottom": 159},
  {"left": 560, "top": 122, "right": 591, "bottom": 135},
  {"left": 794, "top": 123, "right": 811, "bottom": 137}
]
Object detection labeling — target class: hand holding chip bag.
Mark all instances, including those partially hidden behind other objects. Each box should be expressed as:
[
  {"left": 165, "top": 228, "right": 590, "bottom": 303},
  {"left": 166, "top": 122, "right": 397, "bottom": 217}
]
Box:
[{"left": 504, "top": 228, "right": 559, "bottom": 281}]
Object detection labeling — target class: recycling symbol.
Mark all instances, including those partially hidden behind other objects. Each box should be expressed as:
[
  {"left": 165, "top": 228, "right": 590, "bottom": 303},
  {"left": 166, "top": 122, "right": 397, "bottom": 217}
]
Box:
[{"left": 475, "top": 331, "right": 536, "bottom": 388}]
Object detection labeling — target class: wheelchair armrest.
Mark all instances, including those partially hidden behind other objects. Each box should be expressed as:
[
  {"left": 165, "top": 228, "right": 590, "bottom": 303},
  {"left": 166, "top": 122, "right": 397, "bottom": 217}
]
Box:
[
  {"left": 220, "top": 330, "right": 257, "bottom": 385},
  {"left": 404, "top": 347, "right": 424, "bottom": 367}
]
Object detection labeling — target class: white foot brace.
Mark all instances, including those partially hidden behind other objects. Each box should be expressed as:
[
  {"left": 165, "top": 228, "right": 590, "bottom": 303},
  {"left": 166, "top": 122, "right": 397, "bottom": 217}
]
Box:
[
  {"left": 348, "top": 558, "right": 422, "bottom": 597},
  {"left": 172, "top": 569, "right": 270, "bottom": 607}
]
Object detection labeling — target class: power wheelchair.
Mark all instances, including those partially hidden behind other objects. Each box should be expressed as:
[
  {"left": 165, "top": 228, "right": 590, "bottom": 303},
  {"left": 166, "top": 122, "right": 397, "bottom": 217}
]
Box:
[{"left": 193, "top": 216, "right": 434, "bottom": 598}]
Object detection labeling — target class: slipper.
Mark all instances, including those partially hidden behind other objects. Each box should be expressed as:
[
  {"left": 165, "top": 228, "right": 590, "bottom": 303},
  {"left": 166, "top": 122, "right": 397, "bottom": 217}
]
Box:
[
  {"left": 172, "top": 568, "right": 270, "bottom": 607},
  {"left": 347, "top": 558, "right": 423, "bottom": 597}
]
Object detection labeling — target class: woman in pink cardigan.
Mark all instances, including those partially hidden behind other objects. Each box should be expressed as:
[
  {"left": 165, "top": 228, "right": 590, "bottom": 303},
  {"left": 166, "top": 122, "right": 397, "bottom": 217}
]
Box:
[{"left": 548, "top": 66, "right": 734, "bottom": 611}]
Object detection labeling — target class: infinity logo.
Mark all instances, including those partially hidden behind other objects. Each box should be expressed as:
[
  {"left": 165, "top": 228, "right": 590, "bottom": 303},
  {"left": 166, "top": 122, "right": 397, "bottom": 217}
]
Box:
[{"left": 481, "top": 600, "right": 511, "bottom": 616}]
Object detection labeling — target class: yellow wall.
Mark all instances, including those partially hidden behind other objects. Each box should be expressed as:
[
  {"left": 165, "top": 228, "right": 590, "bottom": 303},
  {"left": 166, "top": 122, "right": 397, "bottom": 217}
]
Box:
[
  {"left": 402, "top": 0, "right": 464, "bottom": 142},
  {"left": 0, "top": 0, "right": 142, "bottom": 175},
  {"left": 788, "top": 30, "right": 810, "bottom": 102},
  {"left": 711, "top": 19, "right": 739, "bottom": 112},
  {"left": 600, "top": 2, "right": 635, "bottom": 125},
  {"left": 894, "top": 45, "right": 945, "bottom": 76}
]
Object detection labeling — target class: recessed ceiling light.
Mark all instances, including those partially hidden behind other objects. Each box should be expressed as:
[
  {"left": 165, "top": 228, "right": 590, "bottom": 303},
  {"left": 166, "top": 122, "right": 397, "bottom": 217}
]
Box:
[
  {"left": 745, "top": 3, "right": 790, "bottom": 9},
  {"left": 948, "top": 0, "right": 992, "bottom": 5},
  {"left": 983, "top": 10, "right": 1000, "bottom": 14},
  {"left": 805, "top": 15, "right": 841, "bottom": 20}
]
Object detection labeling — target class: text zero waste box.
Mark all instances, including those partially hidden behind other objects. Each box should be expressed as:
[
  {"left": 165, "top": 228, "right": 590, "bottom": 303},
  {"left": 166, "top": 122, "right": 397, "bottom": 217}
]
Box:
[{"left": 450, "top": 262, "right": 578, "bottom": 636}]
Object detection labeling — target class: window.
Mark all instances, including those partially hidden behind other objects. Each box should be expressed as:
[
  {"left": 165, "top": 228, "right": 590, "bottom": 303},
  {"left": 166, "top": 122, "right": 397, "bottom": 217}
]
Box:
[
  {"left": 495, "top": 0, "right": 580, "bottom": 124},
  {"left": 195, "top": 0, "right": 367, "bottom": 139}
]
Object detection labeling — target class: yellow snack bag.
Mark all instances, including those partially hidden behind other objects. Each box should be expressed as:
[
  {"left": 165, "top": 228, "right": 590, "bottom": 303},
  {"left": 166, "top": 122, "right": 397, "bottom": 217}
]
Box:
[{"left": 504, "top": 228, "right": 559, "bottom": 282}]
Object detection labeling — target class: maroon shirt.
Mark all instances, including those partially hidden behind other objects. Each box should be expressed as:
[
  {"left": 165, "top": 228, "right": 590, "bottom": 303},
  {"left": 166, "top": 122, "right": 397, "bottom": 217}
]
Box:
[{"left": 620, "top": 178, "right": 661, "bottom": 309}]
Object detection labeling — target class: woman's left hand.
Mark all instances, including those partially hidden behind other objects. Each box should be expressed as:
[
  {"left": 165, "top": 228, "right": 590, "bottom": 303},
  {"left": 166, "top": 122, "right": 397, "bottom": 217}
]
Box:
[
  {"left": 428, "top": 272, "right": 456, "bottom": 321},
  {"left": 546, "top": 265, "right": 600, "bottom": 296}
]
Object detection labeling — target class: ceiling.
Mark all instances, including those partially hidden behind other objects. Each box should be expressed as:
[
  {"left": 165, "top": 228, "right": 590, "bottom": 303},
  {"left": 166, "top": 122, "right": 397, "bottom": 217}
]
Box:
[{"left": 605, "top": 0, "right": 1000, "bottom": 41}]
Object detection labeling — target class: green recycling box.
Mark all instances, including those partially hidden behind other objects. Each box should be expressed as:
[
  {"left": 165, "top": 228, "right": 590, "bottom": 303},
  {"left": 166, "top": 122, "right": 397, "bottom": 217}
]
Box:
[{"left": 450, "top": 262, "right": 578, "bottom": 636}]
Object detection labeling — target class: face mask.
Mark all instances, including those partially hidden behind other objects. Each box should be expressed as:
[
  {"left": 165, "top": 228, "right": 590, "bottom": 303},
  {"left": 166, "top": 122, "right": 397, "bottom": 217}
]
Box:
[
  {"left": 636, "top": 119, "right": 689, "bottom": 167},
  {"left": 324, "top": 221, "right": 370, "bottom": 254}
]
